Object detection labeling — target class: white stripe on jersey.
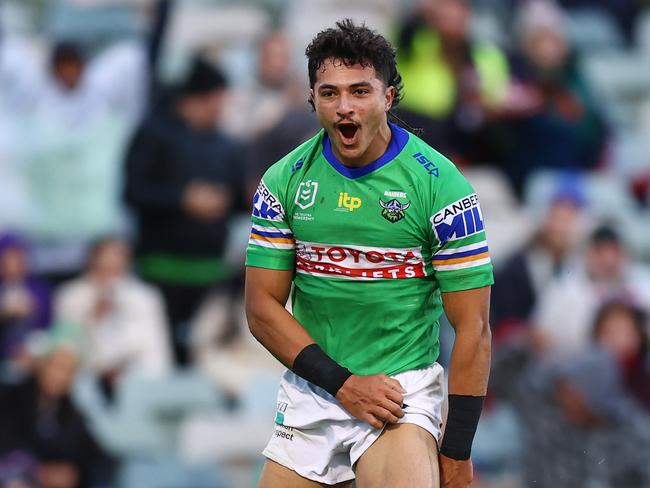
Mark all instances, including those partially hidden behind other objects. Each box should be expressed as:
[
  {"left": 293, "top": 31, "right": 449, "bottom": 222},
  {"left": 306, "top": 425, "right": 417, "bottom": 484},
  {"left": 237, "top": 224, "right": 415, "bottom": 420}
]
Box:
[
  {"left": 434, "top": 240, "right": 488, "bottom": 256},
  {"left": 251, "top": 224, "right": 293, "bottom": 236},
  {"left": 248, "top": 238, "right": 295, "bottom": 250},
  {"left": 433, "top": 257, "right": 492, "bottom": 272}
]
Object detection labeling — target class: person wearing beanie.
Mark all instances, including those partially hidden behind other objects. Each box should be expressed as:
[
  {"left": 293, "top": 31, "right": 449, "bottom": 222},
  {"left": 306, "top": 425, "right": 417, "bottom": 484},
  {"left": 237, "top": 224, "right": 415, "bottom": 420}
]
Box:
[{"left": 124, "top": 57, "right": 247, "bottom": 365}]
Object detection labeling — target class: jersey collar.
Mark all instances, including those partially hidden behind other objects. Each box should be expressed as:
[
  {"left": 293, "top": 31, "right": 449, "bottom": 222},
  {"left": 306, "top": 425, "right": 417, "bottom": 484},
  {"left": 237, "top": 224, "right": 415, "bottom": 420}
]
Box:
[{"left": 322, "top": 122, "right": 410, "bottom": 179}]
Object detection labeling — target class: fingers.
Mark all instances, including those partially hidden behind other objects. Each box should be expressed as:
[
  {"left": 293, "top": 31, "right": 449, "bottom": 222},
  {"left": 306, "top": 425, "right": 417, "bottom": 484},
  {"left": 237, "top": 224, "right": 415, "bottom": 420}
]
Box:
[
  {"left": 379, "top": 397, "right": 404, "bottom": 419},
  {"left": 368, "top": 406, "right": 399, "bottom": 426},
  {"left": 384, "top": 377, "right": 406, "bottom": 394},
  {"left": 341, "top": 374, "right": 409, "bottom": 430},
  {"left": 363, "top": 412, "right": 385, "bottom": 430},
  {"left": 384, "top": 388, "right": 404, "bottom": 408},
  {"left": 373, "top": 394, "right": 406, "bottom": 424}
]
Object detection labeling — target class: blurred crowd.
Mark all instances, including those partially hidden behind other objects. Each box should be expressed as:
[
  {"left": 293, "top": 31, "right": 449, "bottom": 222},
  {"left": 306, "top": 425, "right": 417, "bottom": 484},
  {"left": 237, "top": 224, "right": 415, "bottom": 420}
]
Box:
[{"left": 1, "top": 0, "right": 649, "bottom": 487}]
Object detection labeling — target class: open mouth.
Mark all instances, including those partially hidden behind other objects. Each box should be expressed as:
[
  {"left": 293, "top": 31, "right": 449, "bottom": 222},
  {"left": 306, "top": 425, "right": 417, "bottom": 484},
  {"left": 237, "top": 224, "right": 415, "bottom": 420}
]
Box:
[{"left": 337, "top": 122, "right": 360, "bottom": 146}]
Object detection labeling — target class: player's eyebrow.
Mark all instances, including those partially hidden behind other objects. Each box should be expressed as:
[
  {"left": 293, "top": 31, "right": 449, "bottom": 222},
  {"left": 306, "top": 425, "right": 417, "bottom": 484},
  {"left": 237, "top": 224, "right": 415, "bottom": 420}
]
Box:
[
  {"left": 349, "top": 82, "right": 373, "bottom": 89},
  {"left": 350, "top": 81, "right": 372, "bottom": 88},
  {"left": 317, "top": 81, "right": 374, "bottom": 91}
]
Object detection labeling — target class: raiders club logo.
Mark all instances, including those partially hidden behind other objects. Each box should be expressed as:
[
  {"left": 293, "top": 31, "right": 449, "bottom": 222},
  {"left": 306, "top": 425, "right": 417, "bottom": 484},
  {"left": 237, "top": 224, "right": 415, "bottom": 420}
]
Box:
[{"left": 379, "top": 198, "right": 411, "bottom": 223}]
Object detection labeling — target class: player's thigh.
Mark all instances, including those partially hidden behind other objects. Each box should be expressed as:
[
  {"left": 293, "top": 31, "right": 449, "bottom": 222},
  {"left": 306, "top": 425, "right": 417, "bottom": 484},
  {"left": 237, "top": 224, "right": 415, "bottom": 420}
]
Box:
[
  {"left": 355, "top": 423, "right": 440, "bottom": 488},
  {"left": 258, "top": 460, "right": 353, "bottom": 488}
]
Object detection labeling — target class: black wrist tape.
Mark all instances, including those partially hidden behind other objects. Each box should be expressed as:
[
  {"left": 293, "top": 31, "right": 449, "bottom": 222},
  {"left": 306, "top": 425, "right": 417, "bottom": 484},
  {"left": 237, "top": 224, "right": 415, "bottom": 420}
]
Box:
[
  {"left": 440, "top": 395, "right": 485, "bottom": 460},
  {"left": 291, "top": 344, "right": 352, "bottom": 397}
]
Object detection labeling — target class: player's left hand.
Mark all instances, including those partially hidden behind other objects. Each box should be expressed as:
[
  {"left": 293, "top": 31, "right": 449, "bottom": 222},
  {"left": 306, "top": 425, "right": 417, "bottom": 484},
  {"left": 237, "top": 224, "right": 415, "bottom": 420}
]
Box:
[{"left": 439, "top": 454, "right": 473, "bottom": 487}]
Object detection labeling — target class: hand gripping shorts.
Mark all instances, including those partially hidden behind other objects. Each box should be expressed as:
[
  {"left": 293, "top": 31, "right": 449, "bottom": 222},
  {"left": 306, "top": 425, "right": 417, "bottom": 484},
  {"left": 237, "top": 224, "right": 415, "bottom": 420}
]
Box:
[{"left": 263, "top": 362, "right": 445, "bottom": 485}]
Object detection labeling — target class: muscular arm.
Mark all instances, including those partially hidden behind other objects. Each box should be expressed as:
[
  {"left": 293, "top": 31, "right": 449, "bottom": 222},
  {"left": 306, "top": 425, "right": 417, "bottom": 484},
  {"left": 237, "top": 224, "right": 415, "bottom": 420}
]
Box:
[
  {"left": 442, "top": 286, "right": 492, "bottom": 395},
  {"left": 439, "top": 286, "right": 491, "bottom": 487},
  {"left": 245, "top": 266, "right": 314, "bottom": 367},
  {"left": 245, "top": 265, "right": 405, "bottom": 428}
]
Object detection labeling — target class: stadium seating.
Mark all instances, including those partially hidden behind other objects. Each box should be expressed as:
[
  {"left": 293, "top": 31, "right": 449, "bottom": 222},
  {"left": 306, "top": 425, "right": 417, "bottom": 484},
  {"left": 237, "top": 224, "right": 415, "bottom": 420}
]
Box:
[{"left": 566, "top": 7, "right": 624, "bottom": 53}]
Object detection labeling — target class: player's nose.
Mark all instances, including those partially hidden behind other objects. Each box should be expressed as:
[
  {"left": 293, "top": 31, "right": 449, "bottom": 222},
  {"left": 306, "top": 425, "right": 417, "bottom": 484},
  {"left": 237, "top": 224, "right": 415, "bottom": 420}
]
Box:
[{"left": 335, "top": 93, "right": 354, "bottom": 117}]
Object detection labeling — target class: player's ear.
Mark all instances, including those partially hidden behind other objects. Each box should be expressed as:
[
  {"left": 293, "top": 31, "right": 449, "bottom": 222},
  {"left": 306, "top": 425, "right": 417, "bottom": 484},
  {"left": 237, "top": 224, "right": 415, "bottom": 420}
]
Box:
[
  {"left": 308, "top": 88, "right": 316, "bottom": 111},
  {"left": 384, "top": 85, "right": 396, "bottom": 112}
]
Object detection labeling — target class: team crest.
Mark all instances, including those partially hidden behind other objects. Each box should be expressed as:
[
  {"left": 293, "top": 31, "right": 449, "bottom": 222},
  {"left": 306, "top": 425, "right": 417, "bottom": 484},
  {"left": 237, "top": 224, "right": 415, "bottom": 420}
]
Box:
[
  {"left": 379, "top": 198, "right": 410, "bottom": 223},
  {"left": 295, "top": 180, "right": 319, "bottom": 210}
]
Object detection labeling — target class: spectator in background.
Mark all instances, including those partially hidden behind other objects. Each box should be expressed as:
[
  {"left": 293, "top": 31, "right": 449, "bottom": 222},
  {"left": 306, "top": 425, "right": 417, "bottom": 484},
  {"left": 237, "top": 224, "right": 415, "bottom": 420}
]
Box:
[
  {"left": 54, "top": 238, "right": 171, "bottom": 401},
  {"left": 533, "top": 224, "right": 650, "bottom": 360},
  {"left": 221, "top": 31, "right": 302, "bottom": 142},
  {"left": 33, "top": 39, "right": 146, "bottom": 128},
  {"left": 223, "top": 30, "right": 320, "bottom": 192},
  {"left": 0, "top": 346, "right": 115, "bottom": 488},
  {"left": 0, "top": 233, "right": 51, "bottom": 374},
  {"left": 190, "top": 291, "right": 284, "bottom": 404},
  {"left": 491, "top": 343, "right": 650, "bottom": 487},
  {"left": 593, "top": 300, "right": 650, "bottom": 411},
  {"left": 490, "top": 189, "right": 585, "bottom": 343},
  {"left": 395, "top": 0, "right": 511, "bottom": 164},
  {"left": 557, "top": 0, "right": 642, "bottom": 46},
  {"left": 125, "top": 58, "right": 246, "bottom": 365},
  {"left": 42, "top": 42, "right": 95, "bottom": 126},
  {"left": 502, "top": 0, "right": 607, "bottom": 193},
  {"left": 0, "top": 38, "right": 147, "bottom": 281}
]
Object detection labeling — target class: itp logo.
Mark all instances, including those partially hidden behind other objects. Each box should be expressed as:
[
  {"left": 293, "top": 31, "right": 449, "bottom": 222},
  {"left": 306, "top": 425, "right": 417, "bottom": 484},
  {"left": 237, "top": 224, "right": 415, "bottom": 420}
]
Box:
[
  {"left": 336, "top": 192, "right": 362, "bottom": 212},
  {"left": 294, "top": 180, "right": 319, "bottom": 210}
]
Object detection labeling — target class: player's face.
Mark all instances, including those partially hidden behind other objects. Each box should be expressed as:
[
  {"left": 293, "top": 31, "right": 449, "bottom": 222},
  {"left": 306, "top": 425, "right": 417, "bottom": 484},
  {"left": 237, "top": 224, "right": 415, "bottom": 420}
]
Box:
[{"left": 311, "top": 58, "right": 395, "bottom": 166}]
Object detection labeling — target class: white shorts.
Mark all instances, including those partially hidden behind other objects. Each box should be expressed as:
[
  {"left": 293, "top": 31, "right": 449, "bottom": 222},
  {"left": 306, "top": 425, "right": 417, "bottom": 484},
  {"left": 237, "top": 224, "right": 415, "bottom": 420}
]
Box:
[{"left": 263, "top": 363, "right": 445, "bottom": 485}]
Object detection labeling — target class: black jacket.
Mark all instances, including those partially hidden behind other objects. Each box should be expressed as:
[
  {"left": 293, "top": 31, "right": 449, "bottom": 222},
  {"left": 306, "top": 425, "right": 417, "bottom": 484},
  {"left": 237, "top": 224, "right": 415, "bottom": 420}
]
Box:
[
  {"left": 124, "top": 104, "right": 247, "bottom": 258},
  {"left": 0, "top": 379, "right": 115, "bottom": 487}
]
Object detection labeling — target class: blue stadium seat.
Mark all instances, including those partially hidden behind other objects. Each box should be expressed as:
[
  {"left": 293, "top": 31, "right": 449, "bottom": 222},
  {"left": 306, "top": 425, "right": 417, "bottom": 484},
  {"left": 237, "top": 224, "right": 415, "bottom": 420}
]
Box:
[
  {"left": 46, "top": 1, "right": 141, "bottom": 47},
  {"left": 118, "top": 370, "right": 227, "bottom": 417},
  {"left": 523, "top": 169, "right": 650, "bottom": 259},
  {"left": 524, "top": 169, "right": 638, "bottom": 219},
  {"left": 566, "top": 8, "right": 624, "bottom": 53},
  {"left": 118, "top": 457, "right": 231, "bottom": 488},
  {"left": 72, "top": 371, "right": 229, "bottom": 457},
  {"left": 580, "top": 52, "right": 650, "bottom": 130}
]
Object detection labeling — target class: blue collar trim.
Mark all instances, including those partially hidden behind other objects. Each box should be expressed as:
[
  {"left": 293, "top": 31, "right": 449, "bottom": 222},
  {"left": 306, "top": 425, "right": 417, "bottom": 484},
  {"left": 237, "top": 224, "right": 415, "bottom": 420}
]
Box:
[{"left": 322, "top": 122, "right": 410, "bottom": 179}]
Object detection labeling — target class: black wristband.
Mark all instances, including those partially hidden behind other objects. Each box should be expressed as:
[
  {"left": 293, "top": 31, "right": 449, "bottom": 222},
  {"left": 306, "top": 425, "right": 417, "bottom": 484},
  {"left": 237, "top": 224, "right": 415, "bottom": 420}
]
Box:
[
  {"left": 291, "top": 344, "right": 352, "bottom": 397},
  {"left": 440, "top": 395, "right": 485, "bottom": 461}
]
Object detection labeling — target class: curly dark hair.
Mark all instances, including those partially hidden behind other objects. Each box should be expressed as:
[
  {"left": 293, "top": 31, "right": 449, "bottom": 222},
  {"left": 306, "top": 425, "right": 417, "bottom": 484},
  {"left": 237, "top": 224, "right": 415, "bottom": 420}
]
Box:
[{"left": 305, "top": 19, "right": 403, "bottom": 110}]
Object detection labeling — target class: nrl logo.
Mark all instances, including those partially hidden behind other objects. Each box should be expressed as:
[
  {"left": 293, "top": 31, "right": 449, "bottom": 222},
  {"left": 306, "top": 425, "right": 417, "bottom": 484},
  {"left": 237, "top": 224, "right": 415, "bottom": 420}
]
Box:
[
  {"left": 379, "top": 198, "right": 410, "bottom": 223},
  {"left": 295, "top": 180, "right": 319, "bottom": 210}
]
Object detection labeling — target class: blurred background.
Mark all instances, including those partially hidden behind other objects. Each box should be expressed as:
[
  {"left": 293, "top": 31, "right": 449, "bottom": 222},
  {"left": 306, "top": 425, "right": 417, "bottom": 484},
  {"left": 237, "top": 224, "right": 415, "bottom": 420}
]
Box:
[{"left": 1, "top": 0, "right": 650, "bottom": 487}]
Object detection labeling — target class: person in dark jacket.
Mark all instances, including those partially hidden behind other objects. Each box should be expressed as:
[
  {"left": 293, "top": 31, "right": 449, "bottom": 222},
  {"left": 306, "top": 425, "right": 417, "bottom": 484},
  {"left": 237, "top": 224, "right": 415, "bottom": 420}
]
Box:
[
  {"left": 0, "top": 233, "right": 52, "bottom": 373},
  {"left": 0, "top": 347, "right": 115, "bottom": 488},
  {"left": 124, "top": 57, "right": 247, "bottom": 365}
]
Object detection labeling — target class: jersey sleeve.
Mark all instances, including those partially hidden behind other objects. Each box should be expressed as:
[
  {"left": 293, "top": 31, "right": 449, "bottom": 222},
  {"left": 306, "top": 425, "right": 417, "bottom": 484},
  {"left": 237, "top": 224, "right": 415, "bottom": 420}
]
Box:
[
  {"left": 430, "top": 164, "right": 494, "bottom": 293},
  {"left": 245, "top": 167, "right": 295, "bottom": 270}
]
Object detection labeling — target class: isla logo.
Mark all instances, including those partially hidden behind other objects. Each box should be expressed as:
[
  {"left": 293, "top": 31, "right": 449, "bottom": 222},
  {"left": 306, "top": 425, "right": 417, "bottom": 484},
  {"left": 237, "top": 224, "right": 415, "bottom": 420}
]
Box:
[{"left": 337, "top": 192, "right": 362, "bottom": 212}]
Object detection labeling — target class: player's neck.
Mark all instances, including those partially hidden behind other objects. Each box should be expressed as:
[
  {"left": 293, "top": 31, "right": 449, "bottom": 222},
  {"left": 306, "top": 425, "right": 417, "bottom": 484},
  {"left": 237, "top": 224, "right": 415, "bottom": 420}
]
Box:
[{"left": 333, "top": 121, "right": 392, "bottom": 168}]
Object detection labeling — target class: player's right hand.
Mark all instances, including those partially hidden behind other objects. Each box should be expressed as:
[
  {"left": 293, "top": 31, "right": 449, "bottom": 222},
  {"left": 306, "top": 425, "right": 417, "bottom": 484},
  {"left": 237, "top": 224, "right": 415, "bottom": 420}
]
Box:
[{"left": 335, "top": 374, "right": 406, "bottom": 429}]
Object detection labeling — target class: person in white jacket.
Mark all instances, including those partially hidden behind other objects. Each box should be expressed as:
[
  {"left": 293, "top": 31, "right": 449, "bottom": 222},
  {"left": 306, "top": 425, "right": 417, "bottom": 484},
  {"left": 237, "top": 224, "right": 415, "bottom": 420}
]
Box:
[
  {"left": 533, "top": 225, "right": 650, "bottom": 361},
  {"left": 54, "top": 237, "right": 172, "bottom": 389}
]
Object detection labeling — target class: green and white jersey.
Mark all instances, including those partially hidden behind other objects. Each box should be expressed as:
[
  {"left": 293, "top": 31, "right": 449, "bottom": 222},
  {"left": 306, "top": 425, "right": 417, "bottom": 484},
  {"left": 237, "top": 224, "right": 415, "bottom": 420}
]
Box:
[{"left": 246, "top": 123, "right": 493, "bottom": 376}]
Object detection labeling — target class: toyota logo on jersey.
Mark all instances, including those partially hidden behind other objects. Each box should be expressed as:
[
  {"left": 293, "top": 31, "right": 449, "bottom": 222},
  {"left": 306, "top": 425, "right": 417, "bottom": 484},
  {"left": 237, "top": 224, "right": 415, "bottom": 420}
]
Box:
[{"left": 295, "top": 241, "right": 427, "bottom": 280}]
